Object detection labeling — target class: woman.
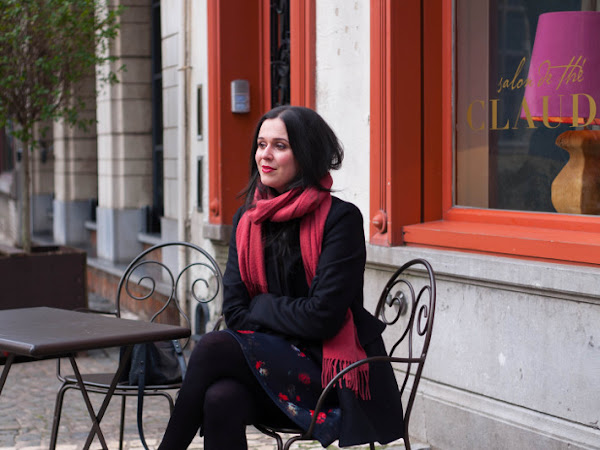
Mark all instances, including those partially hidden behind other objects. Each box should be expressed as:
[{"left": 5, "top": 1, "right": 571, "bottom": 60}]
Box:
[{"left": 158, "top": 106, "right": 404, "bottom": 449}]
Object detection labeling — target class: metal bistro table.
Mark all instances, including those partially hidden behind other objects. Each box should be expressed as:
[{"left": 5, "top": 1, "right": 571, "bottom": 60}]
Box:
[{"left": 0, "top": 306, "right": 190, "bottom": 449}]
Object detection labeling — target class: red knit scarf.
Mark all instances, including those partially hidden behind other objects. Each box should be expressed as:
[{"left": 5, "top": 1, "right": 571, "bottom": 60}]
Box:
[{"left": 236, "top": 174, "right": 370, "bottom": 399}]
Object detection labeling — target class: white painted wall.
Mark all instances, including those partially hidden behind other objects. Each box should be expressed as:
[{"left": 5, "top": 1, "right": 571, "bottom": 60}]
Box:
[
  {"left": 315, "top": 0, "right": 371, "bottom": 237},
  {"left": 161, "top": 0, "right": 182, "bottom": 221},
  {"left": 189, "top": 0, "right": 209, "bottom": 244}
]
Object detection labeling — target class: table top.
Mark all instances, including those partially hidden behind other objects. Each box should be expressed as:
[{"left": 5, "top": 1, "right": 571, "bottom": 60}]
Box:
[{"left": 0, "top": 307, "right": 191, "bottom": 357}]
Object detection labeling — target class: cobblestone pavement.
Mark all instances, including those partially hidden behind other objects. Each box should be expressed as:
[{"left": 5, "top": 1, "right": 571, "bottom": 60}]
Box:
[{"left": 0, "top": 348, "right": 410, "bottom": 450}]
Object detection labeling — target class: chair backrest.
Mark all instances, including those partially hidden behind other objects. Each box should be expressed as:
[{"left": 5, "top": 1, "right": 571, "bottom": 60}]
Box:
[
  {"left": 115, "top": 241, "right": 223, "bottom": 345},
  {"left": 374, "top": 258, "right": 436, "bottom": 434}
]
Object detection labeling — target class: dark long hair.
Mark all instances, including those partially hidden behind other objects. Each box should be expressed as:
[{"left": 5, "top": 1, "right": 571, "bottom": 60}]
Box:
[{"left": 241, "top": 105, "right": 344, "bottom": 208}]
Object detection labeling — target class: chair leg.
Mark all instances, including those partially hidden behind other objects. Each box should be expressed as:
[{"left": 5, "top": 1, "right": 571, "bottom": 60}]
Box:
[
  {"left": 163, "top": 392, "right": 175, "bottom": 412},
  {"left": 150, "top": 391, "right": 176, "bottom": 413},
  {"left": 369, "top": 443, "right": 375, "bottom": 450},
  {"left": 117, "top": 391, "right": 174, "bottom": 448},
  {"left": 49, "top": 383, "right": 76, "bottom": 450},
  {"left": 119, "top": 395, "right": 126, "bottom": 450},
  {"left": 254, "top": 425, "right": 283, "bottom": 450},
  {"left": 283, "top": 435, "right": 304, "bottom": 450}
]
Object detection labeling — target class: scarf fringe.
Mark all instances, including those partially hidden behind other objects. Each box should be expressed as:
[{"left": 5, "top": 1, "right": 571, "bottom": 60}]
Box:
[{"left": 322, "top": 357, "right": 371, "bottom": 400}]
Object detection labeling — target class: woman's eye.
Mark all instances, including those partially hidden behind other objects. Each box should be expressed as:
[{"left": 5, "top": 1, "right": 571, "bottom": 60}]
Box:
[
  {"left": 257, "top": 141, "right": 267, "bottom": 149},
  {"left": 275, "top": 143, "right": 287, "bottom": 150}
]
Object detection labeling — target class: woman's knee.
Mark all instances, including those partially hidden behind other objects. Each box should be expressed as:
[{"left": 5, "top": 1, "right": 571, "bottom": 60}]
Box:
[
  {"left": 188, "top": 330, "right": 239, "bottom": 366},
  {"left": 204, "top": 379, "right": 254, "bottom": 420}
]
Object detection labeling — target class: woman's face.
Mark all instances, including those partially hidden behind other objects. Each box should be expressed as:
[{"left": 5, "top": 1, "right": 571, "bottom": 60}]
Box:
[{"left": 255, "top": 118, "right": 300, "bottom": 193}]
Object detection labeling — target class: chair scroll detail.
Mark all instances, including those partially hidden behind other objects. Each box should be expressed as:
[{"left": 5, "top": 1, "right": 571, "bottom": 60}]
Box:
[
  {"left": 50, "top": 241, "right": 224, "bottom": 450},
  {"left": 255, "top": 258, "right": 437, "bottom": 450},
  {"left": 115, "top": 241, "right": 223, "bottom": 337}
]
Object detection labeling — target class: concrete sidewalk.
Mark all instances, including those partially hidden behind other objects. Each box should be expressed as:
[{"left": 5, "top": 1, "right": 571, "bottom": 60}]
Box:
[{"left": 0, "top": 347, "right": 410, "bottom": 449}]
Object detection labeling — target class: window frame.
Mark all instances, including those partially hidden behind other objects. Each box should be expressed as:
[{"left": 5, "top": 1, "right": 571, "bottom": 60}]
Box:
[{"left": 369, "top": 0, "right": 600, "bottom": 266}]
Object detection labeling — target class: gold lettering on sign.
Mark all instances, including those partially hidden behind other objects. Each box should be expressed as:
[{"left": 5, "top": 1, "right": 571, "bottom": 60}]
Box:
[
  {"left": 572, "top": 93, "right": 597, "bottom": 127},
  {"left": 467, "top": 56, "right": 597, "bottom": 130},
  {"left": 537, "top": 56, "right": 586, "bottom": 90},
  {"left": 467, "top": 100, "right": 485, "bottom": 131},
  {"left": 497, "top": 57, "right": 532, "bottom": 94},
  {"left": 490, "top": 99, "right": 509, "bottom": 130},
  {"left": 517, "top": 98, "right": 537, "bottom": 129},
  {"left": 468, "top": 95, "right": 597, "bottom": 130}
]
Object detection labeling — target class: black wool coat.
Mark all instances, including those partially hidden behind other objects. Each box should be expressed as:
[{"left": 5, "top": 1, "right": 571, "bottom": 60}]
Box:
[{"left": 223, "top": 196, "right": 404, "bottom": 447}]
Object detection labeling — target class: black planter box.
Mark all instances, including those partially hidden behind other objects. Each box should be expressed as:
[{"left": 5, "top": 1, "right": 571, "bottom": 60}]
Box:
[
  {"left": 0, "top": 245, "right": 87, "bottom": 311},
  {"left": 0, "top": 245, "right": 87, "bottom": 364}
]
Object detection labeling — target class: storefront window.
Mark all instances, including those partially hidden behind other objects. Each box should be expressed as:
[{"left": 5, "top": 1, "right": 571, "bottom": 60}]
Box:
[{"left": 456, "top": 0, "right": 599, "bottom": 213}]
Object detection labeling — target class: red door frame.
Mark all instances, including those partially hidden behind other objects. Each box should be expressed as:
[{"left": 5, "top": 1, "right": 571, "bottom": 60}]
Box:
[{"left": 208, "top": 0, "right": 315, "bottom": 227}]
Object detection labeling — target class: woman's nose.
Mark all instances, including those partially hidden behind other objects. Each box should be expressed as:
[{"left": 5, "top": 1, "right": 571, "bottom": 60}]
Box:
[{"left": 261, "top": 145, "right": 273, "bottom": 159}]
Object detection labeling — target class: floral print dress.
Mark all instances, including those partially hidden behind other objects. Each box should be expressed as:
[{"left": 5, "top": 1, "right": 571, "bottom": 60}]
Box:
[{"left": 225, "top": 328, "right": 342, "bottom": 447}]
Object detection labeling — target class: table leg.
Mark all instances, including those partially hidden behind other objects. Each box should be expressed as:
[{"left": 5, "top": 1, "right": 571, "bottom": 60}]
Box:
[
  {"left": 67, "top": 355, "right": 109, "bottom": 449},
  {"left": 0, "top": 353, "right": 15, "bottom": 395},
  {"left": 81, "top": 345, "right": 134, "bottom": 450}
]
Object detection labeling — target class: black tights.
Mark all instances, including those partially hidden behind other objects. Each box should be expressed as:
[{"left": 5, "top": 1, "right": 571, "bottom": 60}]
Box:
[{"left": 158, "top": 331, "right": 292, "bottom": 450}]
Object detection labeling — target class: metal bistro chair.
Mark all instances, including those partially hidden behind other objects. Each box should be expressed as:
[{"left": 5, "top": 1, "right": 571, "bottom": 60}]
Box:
[
  {"left": 49, "top": 241, "right": 223, "bottom": 450},
  {"left": 255, "top": 258, "right": 437, "bottom": 450}
]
